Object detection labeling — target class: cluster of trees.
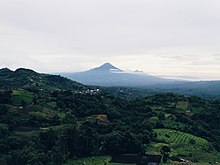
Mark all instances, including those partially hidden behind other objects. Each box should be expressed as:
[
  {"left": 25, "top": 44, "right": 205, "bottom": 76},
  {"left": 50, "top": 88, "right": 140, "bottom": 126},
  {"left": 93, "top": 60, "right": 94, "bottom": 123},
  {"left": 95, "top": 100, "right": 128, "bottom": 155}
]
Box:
[
  {"left": 0, "top": 85, "right": 220, "bottom": 164},
  {"left": 0, "top": 89, "right": 156, "bottom": 164}
]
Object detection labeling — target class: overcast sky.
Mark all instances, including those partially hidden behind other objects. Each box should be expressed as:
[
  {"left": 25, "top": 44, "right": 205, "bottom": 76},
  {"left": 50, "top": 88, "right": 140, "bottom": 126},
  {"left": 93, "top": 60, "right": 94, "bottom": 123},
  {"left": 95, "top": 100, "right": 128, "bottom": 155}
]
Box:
[{"left": 0, "top": 0, "right": 220, "bottom": 80}]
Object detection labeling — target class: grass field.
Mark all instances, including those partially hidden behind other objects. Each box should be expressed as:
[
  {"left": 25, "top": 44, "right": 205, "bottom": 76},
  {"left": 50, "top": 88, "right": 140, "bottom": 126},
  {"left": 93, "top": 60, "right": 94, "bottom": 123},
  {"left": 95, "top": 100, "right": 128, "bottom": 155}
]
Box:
[{"left": 12, "top": 89, "right": 34, "bottom": 105}]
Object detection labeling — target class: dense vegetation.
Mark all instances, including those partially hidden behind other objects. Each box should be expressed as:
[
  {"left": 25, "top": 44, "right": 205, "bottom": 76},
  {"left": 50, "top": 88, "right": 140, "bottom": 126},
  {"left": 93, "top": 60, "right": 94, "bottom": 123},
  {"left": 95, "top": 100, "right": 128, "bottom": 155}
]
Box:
[
  {"left": 0, "top": 68, "right": 220, "bottom": 164},
  {"left": 104, "top": 82, "right": 220, "bottom": 100}
]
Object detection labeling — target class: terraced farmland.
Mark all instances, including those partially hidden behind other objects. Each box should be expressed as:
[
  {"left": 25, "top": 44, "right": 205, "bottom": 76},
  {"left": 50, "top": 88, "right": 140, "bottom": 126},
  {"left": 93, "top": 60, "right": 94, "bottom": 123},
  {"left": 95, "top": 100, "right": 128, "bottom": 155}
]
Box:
[{"left": 154, "top": 129, "right": 208, "bottom": 147}]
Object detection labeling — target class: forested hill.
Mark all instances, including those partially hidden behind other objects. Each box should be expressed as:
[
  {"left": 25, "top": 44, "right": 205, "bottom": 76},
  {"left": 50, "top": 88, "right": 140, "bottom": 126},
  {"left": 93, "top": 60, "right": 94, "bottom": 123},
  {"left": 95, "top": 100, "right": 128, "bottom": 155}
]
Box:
[
  {"left": 0, "top": 68, "right": 220, "bottom": 164},
  {"left": 0, "top": 68, "right": 84, "bottom": 90}
]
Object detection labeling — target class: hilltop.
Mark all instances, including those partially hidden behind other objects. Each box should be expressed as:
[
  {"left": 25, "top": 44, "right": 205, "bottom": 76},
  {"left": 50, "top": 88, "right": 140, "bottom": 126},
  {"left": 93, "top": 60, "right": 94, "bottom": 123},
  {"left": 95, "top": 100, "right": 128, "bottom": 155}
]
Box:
[{"left": 0, "top": 68, "right": 84, "bottom": 91}]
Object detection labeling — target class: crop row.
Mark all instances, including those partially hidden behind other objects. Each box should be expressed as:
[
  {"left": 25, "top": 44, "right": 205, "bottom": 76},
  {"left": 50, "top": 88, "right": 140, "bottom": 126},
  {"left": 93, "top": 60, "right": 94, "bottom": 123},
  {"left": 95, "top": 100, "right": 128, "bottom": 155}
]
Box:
[{"left": 154, "top": 129, "right": 208, "bottom": 146}]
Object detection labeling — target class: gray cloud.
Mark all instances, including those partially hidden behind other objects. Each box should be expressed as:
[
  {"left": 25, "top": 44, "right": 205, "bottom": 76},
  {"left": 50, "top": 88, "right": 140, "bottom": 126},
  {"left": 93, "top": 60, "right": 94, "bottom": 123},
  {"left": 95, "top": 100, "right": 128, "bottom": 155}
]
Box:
[{"left": 0, "top": 0, "right": 220, "bottom": 79}]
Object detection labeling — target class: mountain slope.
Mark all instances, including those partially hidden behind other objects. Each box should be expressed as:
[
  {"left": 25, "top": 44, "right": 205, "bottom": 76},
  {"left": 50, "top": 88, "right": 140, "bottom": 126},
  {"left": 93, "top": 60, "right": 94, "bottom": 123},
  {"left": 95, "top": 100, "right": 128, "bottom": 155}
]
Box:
[
  {"left": 60, "top": 63, "right": 220, "bottom": 99},
  {"left": 61, "top": 63, "right": 178, "bottom": 87},
  {"left": 0, "top": 68, "right": 84, "bottom": 90}
]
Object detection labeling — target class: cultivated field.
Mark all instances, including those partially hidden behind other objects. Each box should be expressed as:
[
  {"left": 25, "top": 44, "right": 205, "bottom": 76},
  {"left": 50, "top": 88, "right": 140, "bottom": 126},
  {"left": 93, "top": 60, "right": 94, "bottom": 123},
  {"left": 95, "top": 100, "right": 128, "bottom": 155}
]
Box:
[{"left": 154, "top": 128, "right": 208, "bottom": 147}]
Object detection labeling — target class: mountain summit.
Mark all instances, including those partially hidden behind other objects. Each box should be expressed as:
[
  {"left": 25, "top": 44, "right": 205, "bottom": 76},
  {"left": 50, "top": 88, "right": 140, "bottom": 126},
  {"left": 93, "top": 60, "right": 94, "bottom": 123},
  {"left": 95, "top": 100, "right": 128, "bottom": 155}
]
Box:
[
  {"left": 89, "top": 63, "right": 122, "bottom": 72},
  {"left": 61, "top": 63, "right": 179, "bottom": 87}
]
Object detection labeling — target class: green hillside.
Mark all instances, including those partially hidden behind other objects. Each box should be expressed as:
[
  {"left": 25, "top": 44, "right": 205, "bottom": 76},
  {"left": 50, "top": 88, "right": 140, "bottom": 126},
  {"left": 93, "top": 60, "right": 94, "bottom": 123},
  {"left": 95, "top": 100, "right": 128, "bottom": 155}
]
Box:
[
  {"left": 0, "top": 68, "right": 84, "bottom": 91},
  {"left": 0, "top": 69, "right": 220, "bottom": 164}
]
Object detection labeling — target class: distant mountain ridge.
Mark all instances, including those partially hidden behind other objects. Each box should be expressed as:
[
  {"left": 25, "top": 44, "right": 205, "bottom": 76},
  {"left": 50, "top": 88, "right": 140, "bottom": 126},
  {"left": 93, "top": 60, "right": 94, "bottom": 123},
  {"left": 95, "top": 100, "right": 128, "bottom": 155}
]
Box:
[
  {"left": 61, "top": 63, "right": 181, "bottom": 87},
  {"left": 1, "top": 66, "right": 219, "bottom": 99}
]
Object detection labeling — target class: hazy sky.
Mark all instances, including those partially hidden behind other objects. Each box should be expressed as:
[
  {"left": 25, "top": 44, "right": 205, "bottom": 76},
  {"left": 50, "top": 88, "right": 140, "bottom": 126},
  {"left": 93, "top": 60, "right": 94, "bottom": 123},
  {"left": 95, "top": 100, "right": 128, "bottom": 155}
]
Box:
[{"left": 0, "top": 0, "right": 220, "bottom": 80}]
